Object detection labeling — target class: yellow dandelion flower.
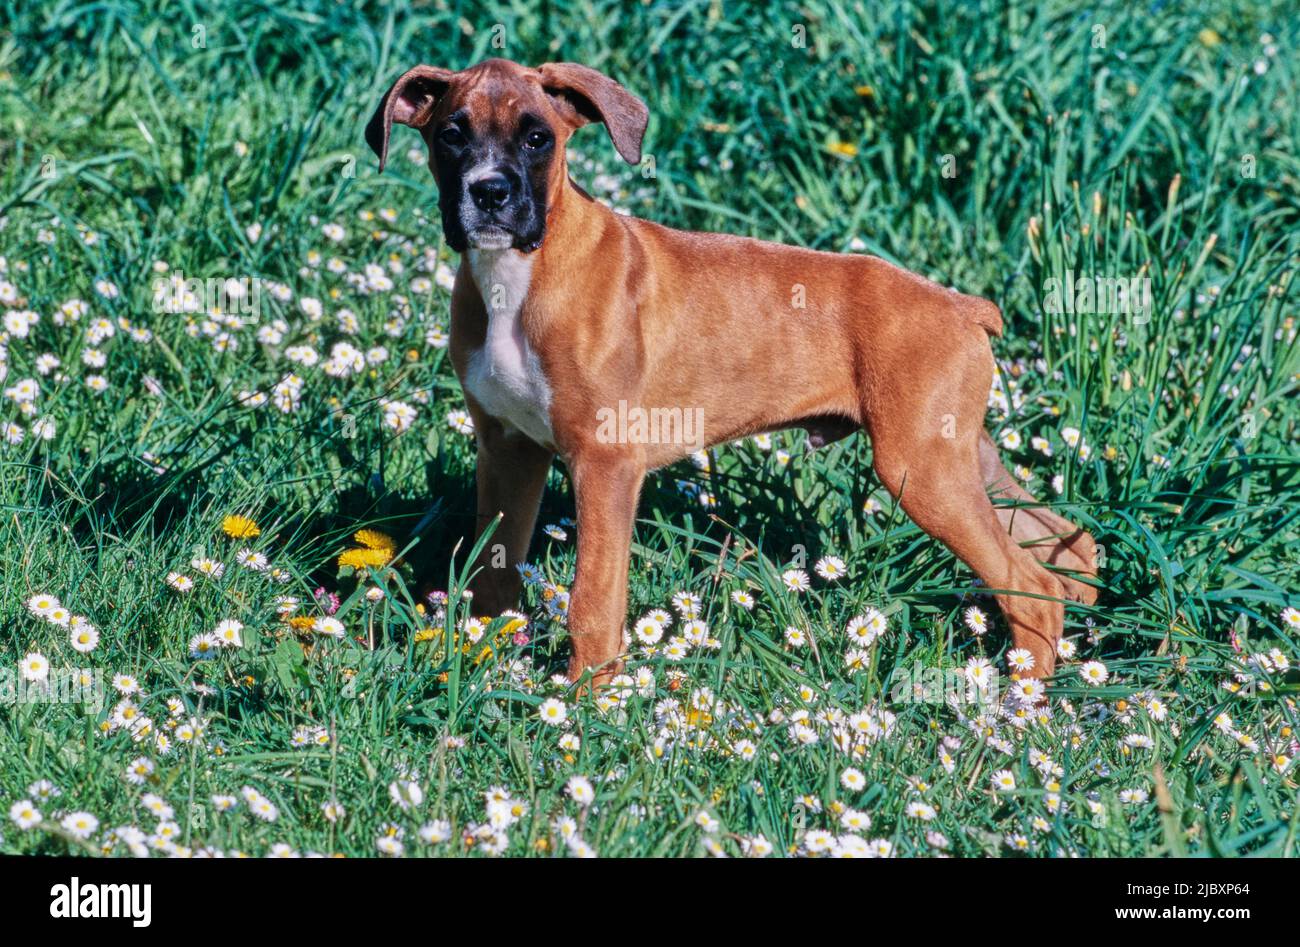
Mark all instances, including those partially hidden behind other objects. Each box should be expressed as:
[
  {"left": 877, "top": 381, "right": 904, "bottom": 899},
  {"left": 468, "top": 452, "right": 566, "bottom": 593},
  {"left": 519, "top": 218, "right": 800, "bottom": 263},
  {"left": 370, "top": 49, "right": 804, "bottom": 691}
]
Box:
[
  {"left": 499, "top": 616, "right": 527, "bottom": 637},
  {"left": 414, "top": 627, "right": 440, "bottom": 643},
  {"left": 287, "top": 616, "right": 316, "bottom": 631},
  {"left": 827, "top": 141, "right": 858, "bottom": 159},
  {"left": 686, "top": 708, "right": 713, "bottom": 728},
  {"left": 222, "top": 514, "right": 261, "bottom": 539},
  {"left": 339, "top": 547, "right": 391, "bottom": 569},
  {"left": 353, "top": 529, "right": 397, "bottom": 552}
]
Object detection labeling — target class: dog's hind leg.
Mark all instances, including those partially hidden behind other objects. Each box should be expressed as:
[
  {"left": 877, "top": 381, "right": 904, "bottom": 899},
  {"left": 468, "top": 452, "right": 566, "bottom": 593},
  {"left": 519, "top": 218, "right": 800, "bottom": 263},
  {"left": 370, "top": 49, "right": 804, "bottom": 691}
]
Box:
[
  {"left": 978, "top": 430, "right": 1098, "bottom": 605},
  {"left": 871, "top": 424, "right": 1068, "bottom": 677},
  {"left": 863, "top": 328, "right": 1069, "bottom": 676},
  {"left": 873, "top": 430, "right": 1067, "bottom": 676}
]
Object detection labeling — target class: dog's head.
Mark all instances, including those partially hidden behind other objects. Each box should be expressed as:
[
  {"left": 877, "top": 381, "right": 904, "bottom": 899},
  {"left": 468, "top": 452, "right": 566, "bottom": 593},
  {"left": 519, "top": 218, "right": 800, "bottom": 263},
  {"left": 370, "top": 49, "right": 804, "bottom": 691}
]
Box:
[{"left": 365, "top": 58, "right": 647, "bottom": 254}]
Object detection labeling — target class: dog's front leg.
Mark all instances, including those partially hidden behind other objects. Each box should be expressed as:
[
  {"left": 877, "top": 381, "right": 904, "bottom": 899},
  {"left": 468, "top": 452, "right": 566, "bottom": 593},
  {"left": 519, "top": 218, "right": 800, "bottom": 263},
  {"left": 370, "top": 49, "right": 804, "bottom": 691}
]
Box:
[
  {"left": 469, "top": 410, "right": 554, "bottom": 617},
  {"left": 565, "top": 448, "right": 645, "bottom": 685}
]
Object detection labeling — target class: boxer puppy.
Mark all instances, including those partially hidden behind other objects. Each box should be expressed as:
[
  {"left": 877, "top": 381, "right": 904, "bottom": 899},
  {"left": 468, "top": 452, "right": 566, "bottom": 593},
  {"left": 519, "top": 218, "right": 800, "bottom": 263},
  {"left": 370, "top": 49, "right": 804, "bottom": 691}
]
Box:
[{"left": 366, "top": 58, "right": 1098, "bottom": 684}]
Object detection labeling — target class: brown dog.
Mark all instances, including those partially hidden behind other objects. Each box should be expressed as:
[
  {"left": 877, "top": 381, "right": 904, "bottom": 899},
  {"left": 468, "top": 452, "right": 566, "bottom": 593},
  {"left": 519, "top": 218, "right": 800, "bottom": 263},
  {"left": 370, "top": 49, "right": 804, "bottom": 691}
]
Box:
[{"left": 366, "top": 59, "right": 1098, "bottom": 684}]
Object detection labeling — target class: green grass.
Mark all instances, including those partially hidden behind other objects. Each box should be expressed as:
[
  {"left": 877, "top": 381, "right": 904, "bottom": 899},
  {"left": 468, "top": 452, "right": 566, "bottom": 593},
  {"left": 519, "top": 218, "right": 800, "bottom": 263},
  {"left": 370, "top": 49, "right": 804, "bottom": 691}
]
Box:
[{"left": 0, "top": 0, "right": 1297, "bottom": 857}]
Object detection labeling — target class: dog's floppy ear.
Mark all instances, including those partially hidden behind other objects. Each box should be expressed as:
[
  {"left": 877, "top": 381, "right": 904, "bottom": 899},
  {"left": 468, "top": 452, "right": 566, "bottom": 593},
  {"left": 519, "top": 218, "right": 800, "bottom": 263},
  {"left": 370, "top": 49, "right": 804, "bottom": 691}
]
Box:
[
  {"left": 538, "top": 62, "right": 648, "bottom": 165},
  {"left": 365, "top": 65, "right": 456, "bottom": 172}
]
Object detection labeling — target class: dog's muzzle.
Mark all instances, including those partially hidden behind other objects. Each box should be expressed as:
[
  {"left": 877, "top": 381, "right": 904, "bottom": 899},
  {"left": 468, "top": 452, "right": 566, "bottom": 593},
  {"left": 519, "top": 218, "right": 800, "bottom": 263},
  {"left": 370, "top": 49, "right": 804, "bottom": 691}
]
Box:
[{"left": 458, "top": 167, "right": 543, "bottom": 252}]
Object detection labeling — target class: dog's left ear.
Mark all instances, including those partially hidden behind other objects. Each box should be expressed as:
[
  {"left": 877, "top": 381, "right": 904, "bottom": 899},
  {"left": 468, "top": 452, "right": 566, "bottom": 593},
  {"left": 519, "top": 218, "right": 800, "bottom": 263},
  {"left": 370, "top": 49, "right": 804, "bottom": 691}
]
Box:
[
  {"left": 538, "top": 63, "right": 648, "bottom": 165},
  {"left": 365, "top": 65, "right": 456, "bottom": 172}
]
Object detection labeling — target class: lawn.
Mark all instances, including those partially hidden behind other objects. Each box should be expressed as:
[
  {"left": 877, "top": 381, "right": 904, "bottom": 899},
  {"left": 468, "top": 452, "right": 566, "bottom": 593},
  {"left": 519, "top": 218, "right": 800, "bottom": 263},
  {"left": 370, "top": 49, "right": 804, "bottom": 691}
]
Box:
[{"left": 0, "top": 0, "right": 1297, "bottom": 858}]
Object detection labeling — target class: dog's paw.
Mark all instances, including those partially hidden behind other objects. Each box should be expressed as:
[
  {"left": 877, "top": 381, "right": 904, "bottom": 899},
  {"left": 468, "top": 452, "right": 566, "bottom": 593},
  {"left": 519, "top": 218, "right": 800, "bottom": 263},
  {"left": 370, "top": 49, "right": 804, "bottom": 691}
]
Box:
[{"left": 1055, "top": 571, "right": 1100, "bottom": 606}]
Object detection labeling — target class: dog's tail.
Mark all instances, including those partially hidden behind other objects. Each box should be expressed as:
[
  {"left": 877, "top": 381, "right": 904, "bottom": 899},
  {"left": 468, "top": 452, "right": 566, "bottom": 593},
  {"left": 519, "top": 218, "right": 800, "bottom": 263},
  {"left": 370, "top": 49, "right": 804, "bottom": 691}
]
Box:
[
  {"left": 867, "top": 257, "right": 1004, "bottom": 337},
  {"left": 965, "top": 295, "right": 1003, "bottom": 337}
]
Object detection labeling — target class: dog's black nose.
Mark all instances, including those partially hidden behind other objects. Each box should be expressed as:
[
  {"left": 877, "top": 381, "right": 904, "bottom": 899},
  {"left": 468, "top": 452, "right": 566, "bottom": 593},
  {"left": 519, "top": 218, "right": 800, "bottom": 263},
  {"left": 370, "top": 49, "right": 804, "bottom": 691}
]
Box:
[{"left": 469, "top": 174, "right": 512, "bottom": 211}]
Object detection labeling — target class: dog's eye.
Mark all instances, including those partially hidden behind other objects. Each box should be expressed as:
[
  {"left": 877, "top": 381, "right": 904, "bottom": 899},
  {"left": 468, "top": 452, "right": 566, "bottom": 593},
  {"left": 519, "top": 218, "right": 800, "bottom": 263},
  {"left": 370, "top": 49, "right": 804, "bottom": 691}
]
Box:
[
  {"left": 523, "top": 129, "right": 551, "bottom": 150},
  {"left": 438, "top": 126, "right": 466, "bottom": 148}
]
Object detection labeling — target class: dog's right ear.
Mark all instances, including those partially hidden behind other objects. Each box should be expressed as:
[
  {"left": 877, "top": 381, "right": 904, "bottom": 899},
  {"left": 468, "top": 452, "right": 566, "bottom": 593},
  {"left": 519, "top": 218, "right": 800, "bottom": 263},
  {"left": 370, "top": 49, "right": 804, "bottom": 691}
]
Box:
[{"left": 365, "top": 65, "right": 456, "bottom": 172}]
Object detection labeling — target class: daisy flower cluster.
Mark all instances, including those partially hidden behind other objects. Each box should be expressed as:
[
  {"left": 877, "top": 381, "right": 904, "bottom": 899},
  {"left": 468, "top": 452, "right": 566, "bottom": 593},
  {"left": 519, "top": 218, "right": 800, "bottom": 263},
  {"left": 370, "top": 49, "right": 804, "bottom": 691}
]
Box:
[
  {"left": 24, "top": 592, "right": 100, "bottom": 665},
  {"left": 6, "top": 506, "right": 1298, "bottom": 856}
]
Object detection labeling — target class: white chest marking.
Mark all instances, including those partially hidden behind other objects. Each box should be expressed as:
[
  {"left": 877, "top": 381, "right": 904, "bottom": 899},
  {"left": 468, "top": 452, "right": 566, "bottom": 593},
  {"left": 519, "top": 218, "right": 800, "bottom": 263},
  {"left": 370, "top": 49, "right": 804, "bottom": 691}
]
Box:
[{"left": 463, "top": 249, "right": 555, "bottom": 446}]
